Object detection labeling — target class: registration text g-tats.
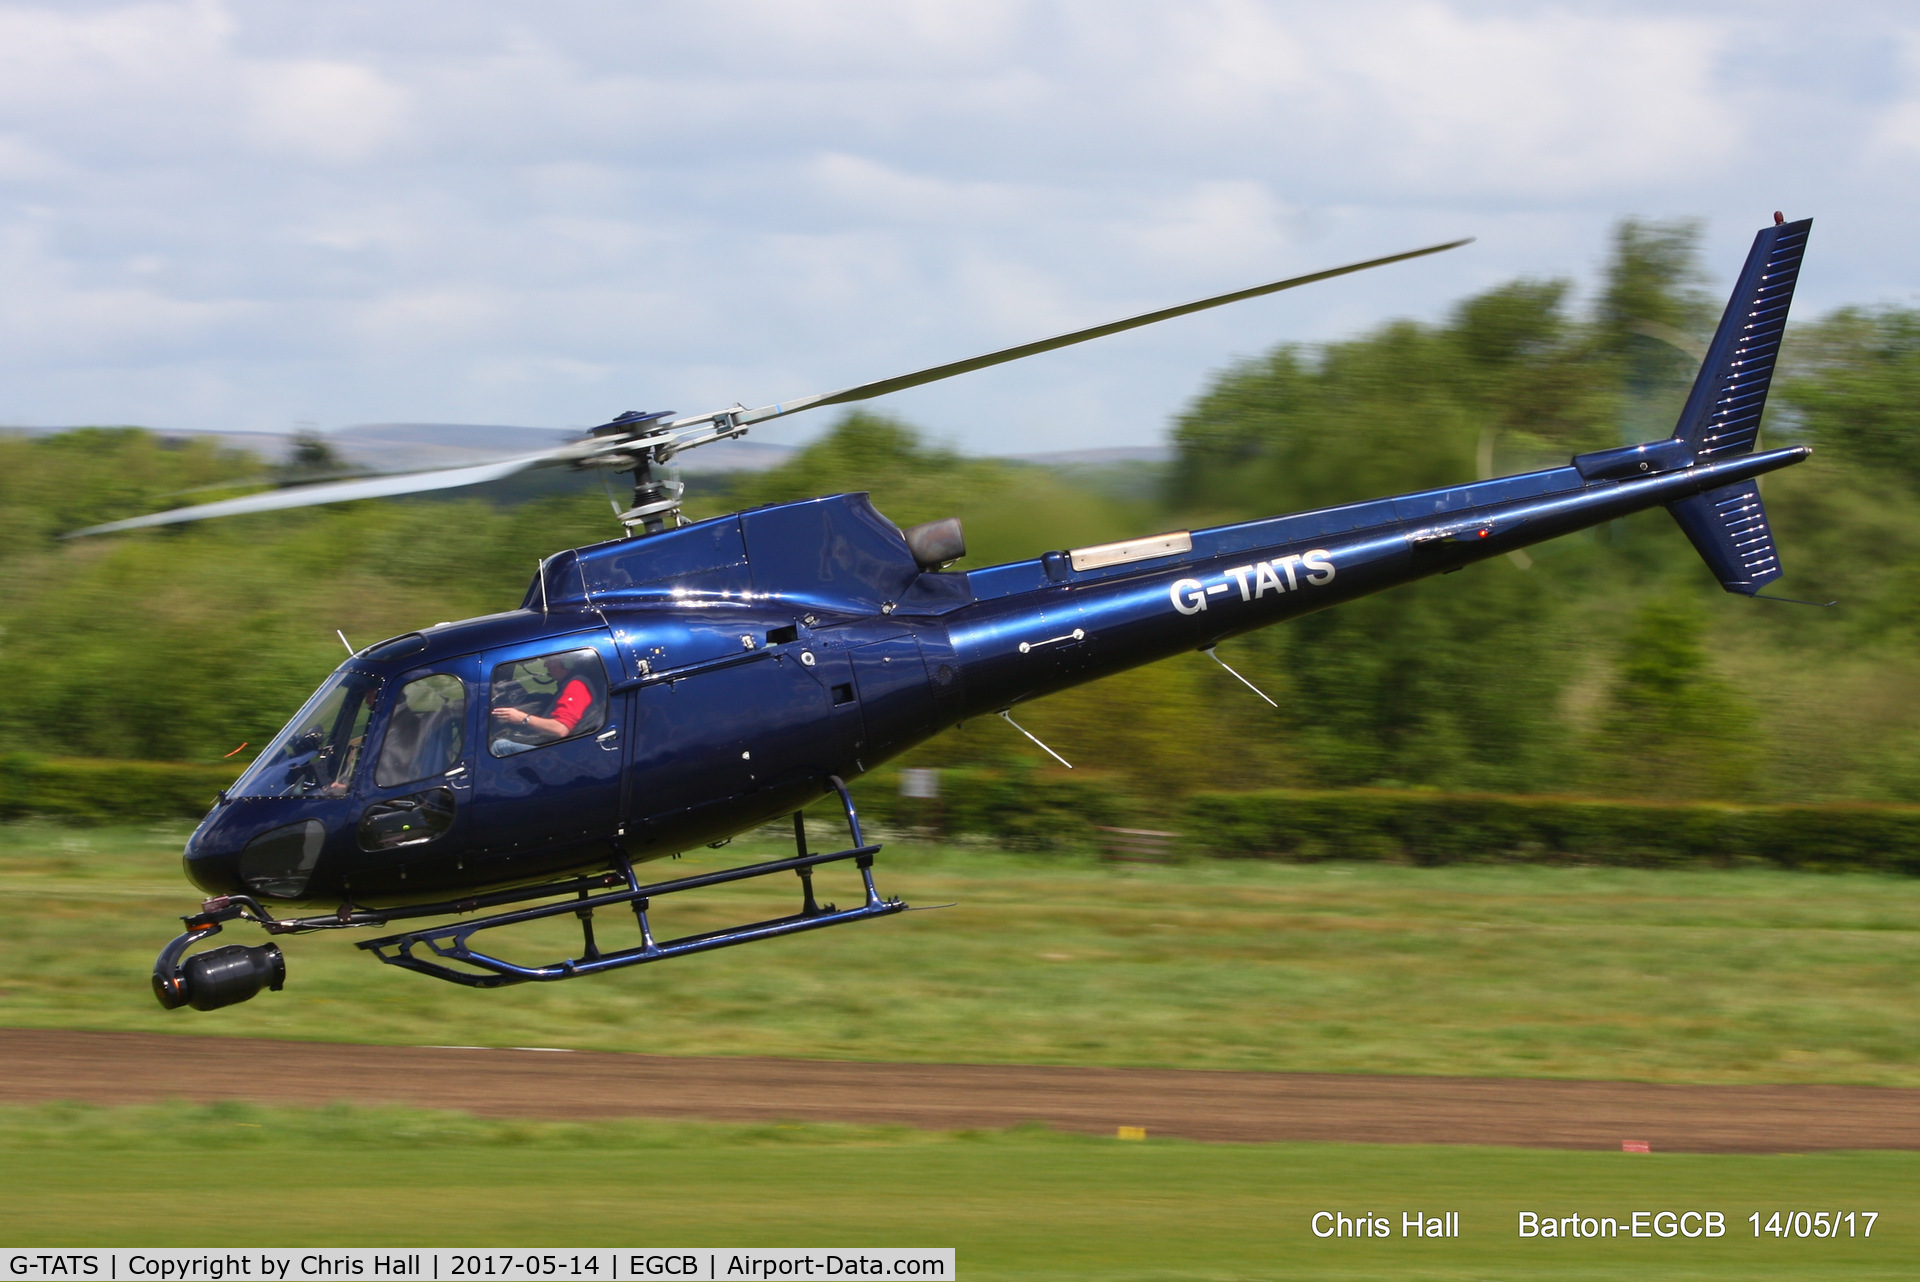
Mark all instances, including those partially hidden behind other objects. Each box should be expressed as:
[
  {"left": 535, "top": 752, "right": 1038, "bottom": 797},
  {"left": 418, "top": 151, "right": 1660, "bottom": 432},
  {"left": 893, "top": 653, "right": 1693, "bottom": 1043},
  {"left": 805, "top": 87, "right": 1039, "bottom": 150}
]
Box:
[{"left": 1170, "top": 552, "right": 1335, "bottom": 615}]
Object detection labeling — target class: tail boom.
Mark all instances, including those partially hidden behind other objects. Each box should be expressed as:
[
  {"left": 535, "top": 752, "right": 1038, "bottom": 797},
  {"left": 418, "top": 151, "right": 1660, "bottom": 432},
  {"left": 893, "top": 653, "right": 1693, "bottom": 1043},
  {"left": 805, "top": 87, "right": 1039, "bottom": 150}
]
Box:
[{"left": 949, "top": 445, "right": 1811, "bottom": 717}]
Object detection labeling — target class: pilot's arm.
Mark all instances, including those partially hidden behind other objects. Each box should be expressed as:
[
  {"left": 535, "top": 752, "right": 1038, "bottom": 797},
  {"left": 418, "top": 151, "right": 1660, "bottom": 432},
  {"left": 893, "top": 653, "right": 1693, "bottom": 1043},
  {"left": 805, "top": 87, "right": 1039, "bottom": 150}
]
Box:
[
  {"left": 492, "top": 704, "right": 570, "bottom": 740},
  {"left": 319, "top": 737, "right": 365, "bottom": 794},
  {"left": 493, "top": 676, "right": 593, "bottom": 741}
]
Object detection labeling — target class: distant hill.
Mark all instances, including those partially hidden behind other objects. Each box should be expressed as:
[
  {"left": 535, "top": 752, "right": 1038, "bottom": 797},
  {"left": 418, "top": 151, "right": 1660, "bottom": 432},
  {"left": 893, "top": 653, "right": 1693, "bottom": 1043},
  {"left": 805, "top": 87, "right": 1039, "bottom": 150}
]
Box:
[{"left": 1004, "top": 446, "right": 1171, "bottom": 465}]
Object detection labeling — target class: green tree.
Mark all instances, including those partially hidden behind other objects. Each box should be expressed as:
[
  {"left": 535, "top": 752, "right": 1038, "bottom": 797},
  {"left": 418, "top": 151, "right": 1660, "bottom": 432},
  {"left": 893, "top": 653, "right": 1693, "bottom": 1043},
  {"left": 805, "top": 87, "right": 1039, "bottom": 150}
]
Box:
[
  {"left": 1780, "top": 307, "right": 1920, "bottom": 489},
  {"left": 1593, "top": 218, "right": 1716, "bottom": 405},
  {"left": 284, "top": 428, "right": 348, "bottom": 478},
  {"left": 1161, "top": 268, "right": 1633, "bottom": 792},
  {"left": 0, "top": 428, "right": 258, "bottom": 555},
  {"left": 1588, "top": 599, "right": 1760, "bottom": 799},
  {"left": 1449, "top": 278, "right": 1614, "bottom": 452}
]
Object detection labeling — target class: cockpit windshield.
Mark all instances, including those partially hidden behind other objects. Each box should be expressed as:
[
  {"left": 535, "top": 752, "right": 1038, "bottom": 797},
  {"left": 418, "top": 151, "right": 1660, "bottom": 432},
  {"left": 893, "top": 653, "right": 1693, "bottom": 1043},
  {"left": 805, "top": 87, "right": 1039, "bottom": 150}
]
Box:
[{"left": 229, "top": 668, "right": 384, "bottom": 799}]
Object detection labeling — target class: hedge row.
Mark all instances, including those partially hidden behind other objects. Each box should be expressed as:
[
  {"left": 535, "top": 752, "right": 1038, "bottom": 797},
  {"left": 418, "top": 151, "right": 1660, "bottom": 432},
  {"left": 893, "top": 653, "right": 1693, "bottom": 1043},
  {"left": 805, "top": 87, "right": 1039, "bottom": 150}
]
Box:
[
  {"left": 6, "top": 754, "right": 1917, "bottom": 875},
  {"left": 847, "top": 767, "right": 1920, "bottom": 874},
  {"left": 0, "top": 754, "right": 237, "bottom": 824},
  {"left": 818, "top": 763, "right": 1138, "bottom": 850},
  {"left": 1174, "top": 788, "right": 1920, "bottom": 874}
]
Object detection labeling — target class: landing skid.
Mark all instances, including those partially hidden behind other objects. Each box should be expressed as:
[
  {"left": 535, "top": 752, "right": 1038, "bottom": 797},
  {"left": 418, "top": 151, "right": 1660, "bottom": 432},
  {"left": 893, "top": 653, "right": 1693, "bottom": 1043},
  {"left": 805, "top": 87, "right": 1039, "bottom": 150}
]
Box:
[
  {"left": 152, "top": 776, "right": 905, "bottom": 1005},
  {"left": 360, "top": 830, "right": 897, "bottom": 987}
]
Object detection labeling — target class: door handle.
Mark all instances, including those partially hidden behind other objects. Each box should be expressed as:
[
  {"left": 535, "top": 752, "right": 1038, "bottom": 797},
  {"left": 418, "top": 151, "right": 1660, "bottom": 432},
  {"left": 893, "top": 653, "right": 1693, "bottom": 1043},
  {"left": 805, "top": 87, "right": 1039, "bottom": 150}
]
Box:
[{"left": 596, "top": 728, "right": 620, "bottom": 751}]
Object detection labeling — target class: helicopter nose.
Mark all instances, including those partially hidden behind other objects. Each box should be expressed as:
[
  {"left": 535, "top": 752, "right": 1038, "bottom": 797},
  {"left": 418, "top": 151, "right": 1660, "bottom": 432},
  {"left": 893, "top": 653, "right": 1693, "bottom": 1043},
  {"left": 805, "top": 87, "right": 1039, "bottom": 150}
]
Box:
[
  {"left": 184, "top": 813, "right": 331, "bottom": 901},
  {"left": 182, "top": 844, "right": 243, "bottom": 897},
  {"left": 181, "top": 805, "right": 249, "bottom": 897}
]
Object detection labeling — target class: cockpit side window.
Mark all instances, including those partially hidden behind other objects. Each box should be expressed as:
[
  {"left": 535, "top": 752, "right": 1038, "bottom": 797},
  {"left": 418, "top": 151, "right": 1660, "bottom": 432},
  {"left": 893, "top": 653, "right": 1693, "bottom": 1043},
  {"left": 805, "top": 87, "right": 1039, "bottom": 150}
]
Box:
[
  {"left": 229, "top": 669, "right": 384, "bottom": 799},
  {"left": 488, "top": 648, "right": 608, "bottom": 758},
  {"left": 375, "top": 673, "right": 468, "bottom": 788}
]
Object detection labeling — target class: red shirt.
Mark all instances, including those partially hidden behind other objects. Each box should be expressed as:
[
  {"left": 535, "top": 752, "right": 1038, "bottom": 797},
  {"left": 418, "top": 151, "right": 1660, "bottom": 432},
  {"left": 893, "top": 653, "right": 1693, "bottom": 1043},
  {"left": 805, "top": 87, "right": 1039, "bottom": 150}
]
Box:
[{"left": 550, "top": 678, "right": 593, "bottom": 733}]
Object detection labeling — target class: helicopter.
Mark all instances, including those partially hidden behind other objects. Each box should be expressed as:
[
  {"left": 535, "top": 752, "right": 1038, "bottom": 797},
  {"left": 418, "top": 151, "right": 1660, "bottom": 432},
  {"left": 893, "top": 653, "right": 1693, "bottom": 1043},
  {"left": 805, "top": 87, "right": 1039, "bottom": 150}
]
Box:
[{"left": 100, "top": 217, "right": 1814, "bottom": 1012}]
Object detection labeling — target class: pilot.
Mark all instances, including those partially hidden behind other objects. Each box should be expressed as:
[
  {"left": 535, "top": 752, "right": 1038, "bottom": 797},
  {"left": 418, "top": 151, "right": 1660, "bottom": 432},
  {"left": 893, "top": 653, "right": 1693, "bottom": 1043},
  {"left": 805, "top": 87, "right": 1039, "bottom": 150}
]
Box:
[
  {"left": 319, "top": 685, "right": 380, "bottom": 795},
  {"left": 491, "top": 654, "right": 595, "bottom": 756}
]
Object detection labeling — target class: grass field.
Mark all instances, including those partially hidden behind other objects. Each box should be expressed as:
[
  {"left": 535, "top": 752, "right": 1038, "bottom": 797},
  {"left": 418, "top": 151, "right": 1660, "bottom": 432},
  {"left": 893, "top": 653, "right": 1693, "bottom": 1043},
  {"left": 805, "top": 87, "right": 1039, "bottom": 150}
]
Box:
[
  {"left": 0, "top": 1103, "right": 1910, "bottom": 1279},
  {"left": 1, "top": 821, "right": 1917, "bottom": 1085}
]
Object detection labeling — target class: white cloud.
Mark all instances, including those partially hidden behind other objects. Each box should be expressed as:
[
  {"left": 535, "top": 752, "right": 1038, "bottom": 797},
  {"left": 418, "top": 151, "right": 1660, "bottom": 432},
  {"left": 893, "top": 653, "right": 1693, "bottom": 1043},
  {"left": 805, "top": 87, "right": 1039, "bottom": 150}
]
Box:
[
  {"left": 0, "top": 0, "right": 1914, "bottom": 449},
  {"left": 0, "top": 0, "right": 235, "bottom": 155},
  {"left": 1304, "top": 5, "right": 1736, "bottom": 195},
  {"left": 1868, "top": 30, "right": 1920, "bottom": 159},
  {"left": 243, "top": 60, "right": 410, "bottom": 163}
]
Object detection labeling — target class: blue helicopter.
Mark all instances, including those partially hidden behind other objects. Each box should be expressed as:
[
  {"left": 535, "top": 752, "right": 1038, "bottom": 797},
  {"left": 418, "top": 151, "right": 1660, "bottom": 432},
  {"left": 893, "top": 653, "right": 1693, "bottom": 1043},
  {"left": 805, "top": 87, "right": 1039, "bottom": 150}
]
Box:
[{"left": 102, "top": 217, "right": 1813, "bottom": 1011}]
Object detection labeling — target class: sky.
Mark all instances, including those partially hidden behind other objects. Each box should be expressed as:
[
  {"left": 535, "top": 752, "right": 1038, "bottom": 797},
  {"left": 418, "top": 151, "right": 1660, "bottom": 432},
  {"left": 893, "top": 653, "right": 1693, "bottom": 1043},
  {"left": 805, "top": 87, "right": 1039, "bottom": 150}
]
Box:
[{"left": 2, "top": 0, "right": 1918, "bottom": 457}]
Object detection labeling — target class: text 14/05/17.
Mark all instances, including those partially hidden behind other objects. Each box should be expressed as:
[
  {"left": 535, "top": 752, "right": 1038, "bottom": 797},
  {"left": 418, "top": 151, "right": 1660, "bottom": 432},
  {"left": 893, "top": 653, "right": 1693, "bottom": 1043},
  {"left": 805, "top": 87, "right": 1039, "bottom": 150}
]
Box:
[{"left": 1517, "top": 1211, "right": 1880, "bottom": 1240}]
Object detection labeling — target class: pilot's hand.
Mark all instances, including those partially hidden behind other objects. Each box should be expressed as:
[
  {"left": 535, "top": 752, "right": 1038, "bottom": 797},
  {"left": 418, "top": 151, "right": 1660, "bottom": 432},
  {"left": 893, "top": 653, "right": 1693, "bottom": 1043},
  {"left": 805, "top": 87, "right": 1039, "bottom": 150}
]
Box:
[{"left": 491, "top": 707, "right": 528, "bottom": 725}]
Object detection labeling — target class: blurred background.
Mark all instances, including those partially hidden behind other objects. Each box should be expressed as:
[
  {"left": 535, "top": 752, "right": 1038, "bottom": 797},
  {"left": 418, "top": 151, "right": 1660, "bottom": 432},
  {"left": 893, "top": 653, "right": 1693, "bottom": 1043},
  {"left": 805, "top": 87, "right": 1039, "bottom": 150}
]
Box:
[
  {"left": 5, "top": 214, "right": 1918, "bottom": 812},
  {"left": 3, "top": 1, "right": 1917, "bottom": 815}
]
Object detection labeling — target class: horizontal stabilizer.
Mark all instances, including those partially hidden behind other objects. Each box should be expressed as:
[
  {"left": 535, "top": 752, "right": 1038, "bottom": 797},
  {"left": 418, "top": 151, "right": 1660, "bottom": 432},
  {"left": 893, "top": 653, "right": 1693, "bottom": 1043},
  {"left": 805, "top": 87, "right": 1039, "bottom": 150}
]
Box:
[
  {"left": 1672, "top": 217, "right": 1811, "bottom": 461},
  {"left": 1667, "top": 481, "right": 1782, "bottom": 595}
]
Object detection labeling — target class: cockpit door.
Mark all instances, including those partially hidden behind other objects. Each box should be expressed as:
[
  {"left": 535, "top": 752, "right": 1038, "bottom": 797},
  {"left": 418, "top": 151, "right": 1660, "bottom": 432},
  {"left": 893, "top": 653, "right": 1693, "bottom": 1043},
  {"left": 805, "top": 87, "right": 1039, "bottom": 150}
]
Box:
[
  {"left": 470, "top": 633, "right": 626, "bottom": 858},
  {"left": 346, "top": 657, "right": 480, "bottom": 886}
]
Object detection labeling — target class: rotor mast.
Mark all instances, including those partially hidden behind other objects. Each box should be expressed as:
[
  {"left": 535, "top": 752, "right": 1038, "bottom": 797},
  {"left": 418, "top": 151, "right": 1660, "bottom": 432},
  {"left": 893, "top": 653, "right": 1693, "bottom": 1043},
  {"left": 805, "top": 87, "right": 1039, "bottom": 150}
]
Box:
[{"left": 579, "top": 410, "right": 688, "bottom": 535}]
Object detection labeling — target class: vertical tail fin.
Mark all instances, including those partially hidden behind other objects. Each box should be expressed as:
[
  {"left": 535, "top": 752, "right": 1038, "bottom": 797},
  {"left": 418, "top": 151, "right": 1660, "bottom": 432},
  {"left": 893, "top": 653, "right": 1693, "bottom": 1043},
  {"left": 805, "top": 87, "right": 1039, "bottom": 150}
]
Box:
[
  {"left": 1671, "top": 216, "right": 1811, "bottom": 460},
  {"left": 1665, "top": 217, "right": 1811, "bottom": 594}
]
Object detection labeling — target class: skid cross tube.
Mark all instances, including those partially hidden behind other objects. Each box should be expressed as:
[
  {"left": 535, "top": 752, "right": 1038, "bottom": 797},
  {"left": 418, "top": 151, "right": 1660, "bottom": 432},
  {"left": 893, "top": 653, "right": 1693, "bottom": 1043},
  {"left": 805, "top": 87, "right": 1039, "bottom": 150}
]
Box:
[
  {"left": 358, "top": 842, "right": 896, "bottom": 986},
  {"left": 228, "top": 870, "right": 635, "bottom": 936},
  {"left": 355, "top": 776, "right": 902, "bottom": 987}
]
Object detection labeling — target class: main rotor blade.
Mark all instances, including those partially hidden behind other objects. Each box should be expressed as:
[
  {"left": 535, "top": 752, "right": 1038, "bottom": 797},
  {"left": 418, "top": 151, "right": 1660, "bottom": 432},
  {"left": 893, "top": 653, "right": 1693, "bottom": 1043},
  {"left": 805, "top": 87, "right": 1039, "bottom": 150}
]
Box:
[
  {"left": 730, "top": 237, "right": 1472, "bottom": 427},
  {"left": 66, "top": 451, "right": 564, "bottom": 537},
  {"left": 71, "top": 238, "right": 1471, "bottom": 536}
]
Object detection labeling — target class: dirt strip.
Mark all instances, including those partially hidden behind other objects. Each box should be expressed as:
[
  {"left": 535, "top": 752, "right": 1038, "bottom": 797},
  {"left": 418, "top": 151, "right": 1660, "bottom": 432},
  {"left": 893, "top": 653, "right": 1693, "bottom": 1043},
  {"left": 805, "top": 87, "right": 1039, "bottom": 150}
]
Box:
[{"left": 4, "top": 1028, "right": 1917, "bottom": 1153}]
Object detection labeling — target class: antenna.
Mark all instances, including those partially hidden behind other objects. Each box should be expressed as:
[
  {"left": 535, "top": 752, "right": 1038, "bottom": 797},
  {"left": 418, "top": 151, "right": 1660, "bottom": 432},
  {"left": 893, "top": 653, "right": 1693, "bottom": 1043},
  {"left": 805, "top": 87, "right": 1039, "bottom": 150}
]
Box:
[
  {"left": 537, "top": 558, "right": 550, "bottom": 615},
  {"left": 1202, "top": 646, "right": 1278, "bottom": 707},
  {"left": 336, "top": 630, "right": 354, "bottom": 655},
  {"left": 999, "top": 709, "right": 1073, "bottom": 769}
]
